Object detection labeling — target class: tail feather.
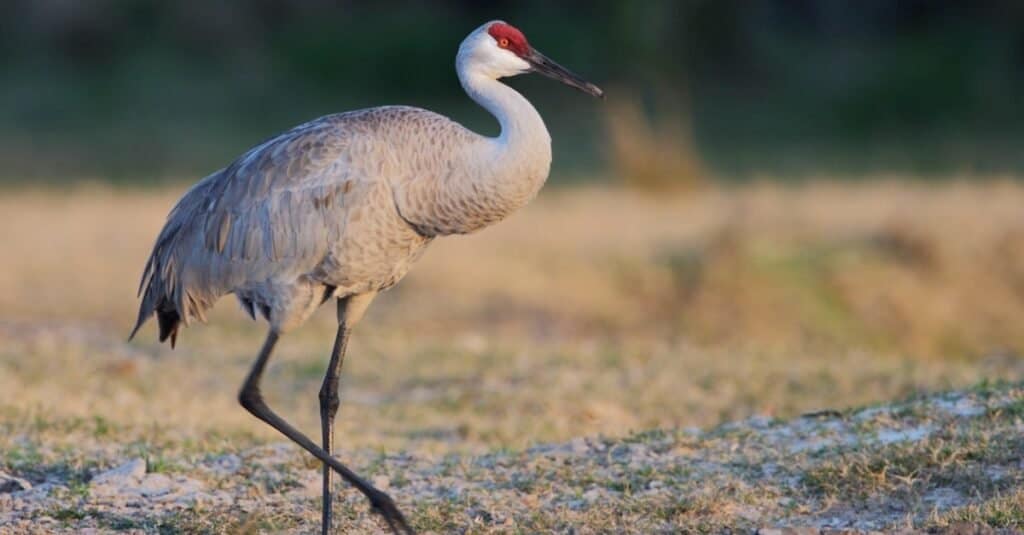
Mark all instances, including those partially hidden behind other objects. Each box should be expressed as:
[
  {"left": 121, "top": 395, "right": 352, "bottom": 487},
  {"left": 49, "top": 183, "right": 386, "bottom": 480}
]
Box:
[
  {"left": 128, "top": 289, "right": 156, "bottom": 342},
  {"left": 129, "top": 291, "right": 182, "bottom": 349},
  {"left": 127, "top": 317, "right": 144, "bottom": 342},
  {"left": 130, "top": 222, "right": 186, "bottom": 348},
  {"left": 131, "top": 170, "right": 225, "bottom": 348}
]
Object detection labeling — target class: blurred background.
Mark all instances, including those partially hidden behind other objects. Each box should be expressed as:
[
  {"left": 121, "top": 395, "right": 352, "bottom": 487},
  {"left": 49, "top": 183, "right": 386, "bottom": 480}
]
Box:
[
  {"left": 4, "top": 0, "right": 1024, "bottom": 181},
  {"left": 3, "top": 1, "right": 1024, "bottom": 456}
]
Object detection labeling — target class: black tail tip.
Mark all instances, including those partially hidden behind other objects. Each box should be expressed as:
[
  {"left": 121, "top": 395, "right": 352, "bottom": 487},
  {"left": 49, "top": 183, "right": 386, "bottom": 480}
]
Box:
[
  {"left": 126, "top": 309, "right": 182, "bottom": 349},
  {"left": 157, "top": 310, "right": 181, "bottom": 349}
]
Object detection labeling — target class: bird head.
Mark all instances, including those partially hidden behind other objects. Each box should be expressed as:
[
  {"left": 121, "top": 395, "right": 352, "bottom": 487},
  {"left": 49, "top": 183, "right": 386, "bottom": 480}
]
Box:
[{"left": 457, "top": 20, "right": 604, "bottom": 98}]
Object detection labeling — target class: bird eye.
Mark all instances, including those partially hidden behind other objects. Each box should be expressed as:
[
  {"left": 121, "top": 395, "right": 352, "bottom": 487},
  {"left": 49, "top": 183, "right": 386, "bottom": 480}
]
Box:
[{"left": 498, "top": 38, "right": 509, "bottom": 48}]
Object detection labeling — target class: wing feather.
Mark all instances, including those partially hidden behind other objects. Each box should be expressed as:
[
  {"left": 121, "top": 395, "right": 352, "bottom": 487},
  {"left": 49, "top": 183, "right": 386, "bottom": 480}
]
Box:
[
  {"left": 131, "top": 105, "right": 470, "bottom": 344},
  {"left": 131, "top": 115, "right": 362, "bottom": 341}
]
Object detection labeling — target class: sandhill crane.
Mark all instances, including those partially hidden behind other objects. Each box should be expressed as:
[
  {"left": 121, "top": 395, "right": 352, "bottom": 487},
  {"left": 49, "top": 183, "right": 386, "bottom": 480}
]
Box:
[{"left": 130, "top": 20, "right": 602, "bottom": 534}]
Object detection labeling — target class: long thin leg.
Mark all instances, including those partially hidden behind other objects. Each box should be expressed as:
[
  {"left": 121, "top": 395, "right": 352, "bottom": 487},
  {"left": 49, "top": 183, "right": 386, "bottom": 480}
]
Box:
[
  {"left": 318, "top": 321, "right": 350, "bottom": 535},
  {"left": 238, "top": 331, "right": 413, "bottom": 535}
]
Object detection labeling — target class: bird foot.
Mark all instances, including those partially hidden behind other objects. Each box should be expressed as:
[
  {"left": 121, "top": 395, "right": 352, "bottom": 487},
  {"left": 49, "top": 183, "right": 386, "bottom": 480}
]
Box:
[{"left": 368, "top": 489, "right": 415, "bottom": 535}]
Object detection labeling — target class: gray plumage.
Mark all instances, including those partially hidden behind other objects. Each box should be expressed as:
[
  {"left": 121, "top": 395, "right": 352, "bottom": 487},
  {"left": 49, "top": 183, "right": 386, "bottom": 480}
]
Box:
[
  {"left": 132, "top": 85, "right": 551, "bottom": 344},
  {"left": 129, "top": 22, "right": 578, "bottom": 346},
  {"left": 128, "top": 20, "right": 602, "bottom": 534}
]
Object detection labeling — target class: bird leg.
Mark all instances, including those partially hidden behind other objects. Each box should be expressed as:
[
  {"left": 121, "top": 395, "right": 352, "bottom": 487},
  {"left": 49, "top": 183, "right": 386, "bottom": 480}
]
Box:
[
  {"left": 318, "top": 316, "right": 350, "bottom": 535},
  {"left": 238, "top": 330, "right": 414, "bottom": 535}
]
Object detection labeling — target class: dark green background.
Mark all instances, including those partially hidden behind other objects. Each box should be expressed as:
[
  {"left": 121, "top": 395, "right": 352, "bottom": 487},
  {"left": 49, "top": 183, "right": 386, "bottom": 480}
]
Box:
[{"left": 4, "top": 0, "right": 1023, "bottom": 182}]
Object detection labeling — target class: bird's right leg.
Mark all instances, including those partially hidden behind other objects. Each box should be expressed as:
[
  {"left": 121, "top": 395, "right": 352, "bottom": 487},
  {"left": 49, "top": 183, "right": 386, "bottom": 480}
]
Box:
[
  {"left": 317, "top": 292, "right": 378, "bottom": 533},
  {"left": 238, "top": 330, "right": 413, "bottom": 535}
]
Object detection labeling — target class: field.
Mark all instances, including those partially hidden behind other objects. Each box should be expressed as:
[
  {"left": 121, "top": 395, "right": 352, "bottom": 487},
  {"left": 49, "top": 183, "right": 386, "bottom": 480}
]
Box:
[{"left": 2, "top": 180, "right": 1024, "bottom": 532}]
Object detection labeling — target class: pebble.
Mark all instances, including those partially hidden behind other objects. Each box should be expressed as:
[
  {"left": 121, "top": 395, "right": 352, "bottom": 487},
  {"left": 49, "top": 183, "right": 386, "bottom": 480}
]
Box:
[
  {"left": 91, "top": 458, "right": 146, "bottom": 486},
  {"left": 569, "top": 437, "right": 589, "bottom": 455},
  {"left": 88, "top": 457, "right": 212, "bottom": 508},
  {"left": 0, "top": 472, "right": 32, "bottom": 493}
]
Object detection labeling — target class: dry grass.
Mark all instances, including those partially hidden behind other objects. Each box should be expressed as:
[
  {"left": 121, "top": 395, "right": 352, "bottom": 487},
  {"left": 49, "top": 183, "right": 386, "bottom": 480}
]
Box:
[
  {"left": 2, "top": 181, "right": 1024, "bottom": 457},
  {"left": 4, "top": 378, "right": 1021, "bottom": 533},
  {"left": 2, "top": 179, "right": 1024, "bottom": 531}
]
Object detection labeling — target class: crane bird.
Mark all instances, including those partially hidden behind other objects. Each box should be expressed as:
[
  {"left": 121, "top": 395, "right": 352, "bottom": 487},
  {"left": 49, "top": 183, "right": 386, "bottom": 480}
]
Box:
[{"left": 130, "top": 20, "right": 602, "bottom": 534}]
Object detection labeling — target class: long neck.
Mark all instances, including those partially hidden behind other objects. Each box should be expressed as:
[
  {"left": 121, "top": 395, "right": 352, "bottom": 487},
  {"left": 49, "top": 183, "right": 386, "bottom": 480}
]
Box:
[
  {"left": 391, "top": 67, "right": 553, "bottom": 237},
  {"left": 460, "top": 70, "right": 552, "bottom": 156},
  {"left": 429, "top": 69, "right": 551, "bottom": 234}
]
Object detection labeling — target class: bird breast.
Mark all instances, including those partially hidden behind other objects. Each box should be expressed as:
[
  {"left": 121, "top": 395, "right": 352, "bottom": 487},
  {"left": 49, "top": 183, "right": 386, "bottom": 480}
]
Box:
[
  {"left": 393, "top": 137, "right": 552, "bottom": 236},
  {"left": 315, "top": 177, "right": 433, "bottom": 296}
]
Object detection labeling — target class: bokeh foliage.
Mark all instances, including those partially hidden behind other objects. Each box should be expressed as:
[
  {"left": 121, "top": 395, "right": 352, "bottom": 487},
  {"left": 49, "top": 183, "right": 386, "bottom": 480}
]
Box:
[{"left": 2, "top": 0, "right": 1023, "bottom": 181}]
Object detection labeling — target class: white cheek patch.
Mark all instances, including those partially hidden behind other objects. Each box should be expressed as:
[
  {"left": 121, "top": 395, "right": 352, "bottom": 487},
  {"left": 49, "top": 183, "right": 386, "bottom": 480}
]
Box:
[
  {"left": 505, "top": 54, "right": 531, "bottom": 73},
  {"left": 480, "top": 40, "right": 530, "bottom": 77},
  {"left": 492, "top": 53, "right": 530, "bottom": 77}
]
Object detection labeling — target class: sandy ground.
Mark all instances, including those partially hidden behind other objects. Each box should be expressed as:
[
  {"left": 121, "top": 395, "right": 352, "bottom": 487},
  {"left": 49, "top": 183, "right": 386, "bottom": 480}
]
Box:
[{"left": 2, "top": 382, "right": 1022, "bottom": 533}]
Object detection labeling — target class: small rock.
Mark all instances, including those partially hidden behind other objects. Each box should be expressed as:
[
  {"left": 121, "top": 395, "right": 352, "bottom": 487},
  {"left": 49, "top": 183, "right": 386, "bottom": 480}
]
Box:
[
  {"left": 570, "top": 437, "right": 589, "bottom": 455},
  {"left": 137, "top": 473, "right": 174, "bottom": 498},
  {"left": 0, "top": 472, "right": 32, "bottom": 493},
  {"left": 92, "top": 458, "right": 146, "bottom": 486},
  {"left": 373, "top": 475, "right": 391, "bottom": 491}
]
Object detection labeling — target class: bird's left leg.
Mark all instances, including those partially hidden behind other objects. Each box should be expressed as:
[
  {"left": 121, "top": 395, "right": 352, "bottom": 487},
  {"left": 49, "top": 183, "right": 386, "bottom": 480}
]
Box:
[{"left": 318, "top": 299, "right": 352, "bottom": 535}]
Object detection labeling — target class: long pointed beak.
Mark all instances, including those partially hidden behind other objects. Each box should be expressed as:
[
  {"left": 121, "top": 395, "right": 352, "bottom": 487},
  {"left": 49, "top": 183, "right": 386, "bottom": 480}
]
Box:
[{"left": 526, "top": 49, "right": 604, "bottom": 99}]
